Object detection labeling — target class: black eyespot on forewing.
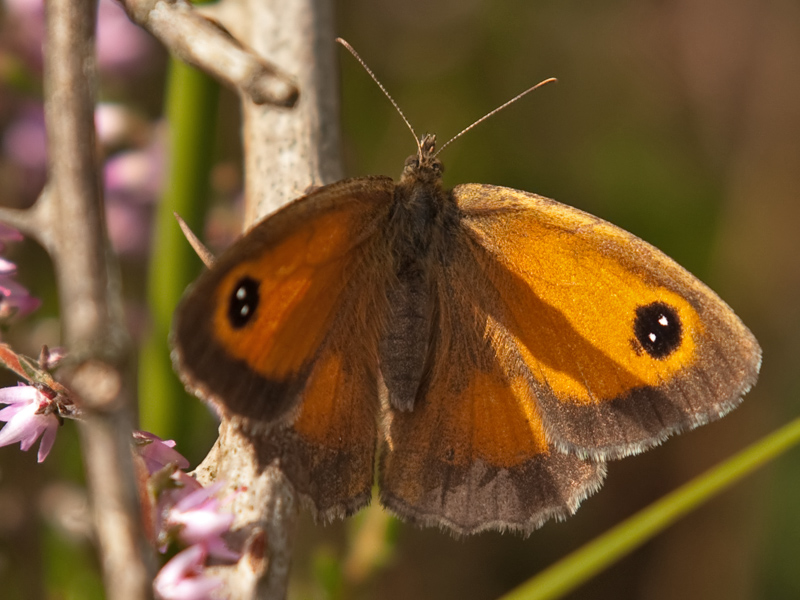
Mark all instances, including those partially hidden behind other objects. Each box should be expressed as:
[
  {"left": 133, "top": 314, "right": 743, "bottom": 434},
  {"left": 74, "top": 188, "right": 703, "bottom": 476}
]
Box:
[
  {"left": 633, "top": 302, "right": 682, "bottom": 359},
  {"left": 228, "top": 276, "right": 260, "bottom": 329}
]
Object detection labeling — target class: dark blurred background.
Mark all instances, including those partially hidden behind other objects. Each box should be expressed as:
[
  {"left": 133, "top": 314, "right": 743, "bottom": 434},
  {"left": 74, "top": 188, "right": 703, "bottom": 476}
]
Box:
[
  {"left": 0, "top": 0, "right": 798, "bottom": 598},
  {"left": 322, "top": 1, "right": 799, "bottom": 599}
]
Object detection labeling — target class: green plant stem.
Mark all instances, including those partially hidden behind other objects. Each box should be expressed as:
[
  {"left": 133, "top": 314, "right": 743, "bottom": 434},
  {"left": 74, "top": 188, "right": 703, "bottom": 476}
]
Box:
[
  {"left": 501, "top": 416, "right": 800, "bottom": 600},
  {"left": 138, "top": 57, "right": 219, "bottom": 448}
]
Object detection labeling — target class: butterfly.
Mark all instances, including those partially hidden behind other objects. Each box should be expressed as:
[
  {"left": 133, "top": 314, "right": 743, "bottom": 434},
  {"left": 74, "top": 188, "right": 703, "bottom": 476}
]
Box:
[{"left": 171, "top": 45, "right": 761, "bottom": 536}]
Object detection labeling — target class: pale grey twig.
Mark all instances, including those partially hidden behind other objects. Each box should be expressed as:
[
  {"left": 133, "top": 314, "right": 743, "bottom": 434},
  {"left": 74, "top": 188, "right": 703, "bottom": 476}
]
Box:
[
  {"left": 42, "top": 0, "right": 154, "bottom": 598},
  {"left": 190, "top": 0, "right": 341, "bottom": 598},
  {"left": 121, "top": 0, "right": 299, "bottom": 107}
]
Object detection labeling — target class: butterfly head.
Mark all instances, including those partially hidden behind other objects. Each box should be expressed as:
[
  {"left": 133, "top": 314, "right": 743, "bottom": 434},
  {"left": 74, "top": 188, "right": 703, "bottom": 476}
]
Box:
[{"left": 401, "top": 134, "right": 444, "bottom": 186}]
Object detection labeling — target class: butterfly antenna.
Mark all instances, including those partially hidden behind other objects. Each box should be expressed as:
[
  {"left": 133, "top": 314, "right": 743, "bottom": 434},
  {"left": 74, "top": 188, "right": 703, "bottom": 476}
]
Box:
[
  {"left": 435, "top": 77, "right": 557, "bottom": 157},
  {"left": 336, "top": 38, "right": 422, "bottom": 155}
]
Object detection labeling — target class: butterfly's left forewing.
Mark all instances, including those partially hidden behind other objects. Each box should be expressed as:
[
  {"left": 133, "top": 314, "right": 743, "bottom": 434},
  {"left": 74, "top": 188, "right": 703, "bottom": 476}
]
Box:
[
  {"left": 454, "top": 183, "right": 761, "bottom": 459},
  {"left": 173, "top": 177, "right": 395, "bottom": 518}
]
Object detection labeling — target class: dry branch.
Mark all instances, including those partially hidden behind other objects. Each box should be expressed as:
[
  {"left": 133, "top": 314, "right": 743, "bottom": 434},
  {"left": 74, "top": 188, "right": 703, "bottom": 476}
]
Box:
[
  {"left": 41, "top": 0, "right": 155, "bottom": 599},
  {"left": 122, "top": 0, "right": 299, "bottom": 107},
  {"left": 188, "top": 0, "right": 342, "bottom": 598}
]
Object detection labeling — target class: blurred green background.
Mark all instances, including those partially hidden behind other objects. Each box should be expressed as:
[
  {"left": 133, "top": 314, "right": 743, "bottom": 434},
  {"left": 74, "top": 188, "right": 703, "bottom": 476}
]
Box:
[{"left": 0, "top": 0, "right": 798, "bottom": 599}]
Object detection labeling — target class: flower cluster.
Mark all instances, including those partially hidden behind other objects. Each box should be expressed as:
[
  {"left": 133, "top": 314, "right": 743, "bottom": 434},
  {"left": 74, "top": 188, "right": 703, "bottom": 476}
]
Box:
[
  {"left": 0, "top": 343, "right": 74, "bottom": 462},
  {"left": 0, "top": 386, "right": 240, "bottom": 600},
  {"left": 0, "top": 2, "right": 244, "bottom": 597},
  {"left": 1, "top": 0, "right": 164, "bottom": 253},
  {"left": 0, "top": 224, "right": 53, "bottom": 461},
  {"left": 0, "top": 224, "right": 40, "bottom": 323},
  {"left": 133, "top": 432, "right": 240, "bottom": 600}
]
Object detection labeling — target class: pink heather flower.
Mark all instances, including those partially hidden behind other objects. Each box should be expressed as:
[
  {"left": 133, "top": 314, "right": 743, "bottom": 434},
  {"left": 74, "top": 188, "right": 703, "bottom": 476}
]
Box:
[
  {"left": 0, "top": 258, "right": 17, "bottom": 275},
  {"left": 0, "top": 224, "right": 24, "bottom": 245},
  {"left": 0, "top": 275, "right": 42, "bottom": 320},
  {"left": 1, "top": 104, "right": 47, "bottom": 171},
  {"left": 150, "top": 469, "right": 204, "bottom": 545},
  {"left": 2, "top": 0, "right": 153, "bottom": 74},
  {"left": 0, "top": 383, "right": 59, "bottom": 462},
  {"left": 103, "top": 132, "right": 165, "bottom": 255},
  {"left": 133, "top": 430, "right": 190, "bottom": 474},
  {"left": 104, "top": 198, "right": 152, "bottom": 256},
  {"left": 164, "top": 483, "right": 239, "bottom": 562},
  {"left": 1, "top": 0, "right": 46, "bottom": 69},
  {"left": 153, "top": 544, "right": 221, "bottom": 600},
  {"left": 95, "top": 103, "right": 151, "bottom": 149},
  {"left": 0, "top": 223, "right": 41, "bottom": 321},
  {"left": 104, "top": 143, "right": 165, "bottom": 202},
  {"left": 96, "top": 0, "right": 155, "bottom": 75},
  {"left": 38, "top": 345, "right": 67, "bottom": 371},
  {"left": 3, "top": 0, "right": 44, "bottom": 22},
  {"left": 0, "top": 102, "right": 48, "bottom": 205}
]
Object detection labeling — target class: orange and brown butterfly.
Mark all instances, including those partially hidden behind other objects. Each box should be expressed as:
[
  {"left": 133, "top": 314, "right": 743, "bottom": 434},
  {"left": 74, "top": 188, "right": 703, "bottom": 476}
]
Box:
[{"left": 171, "top": 40, "right": 761, "bottom": 536}]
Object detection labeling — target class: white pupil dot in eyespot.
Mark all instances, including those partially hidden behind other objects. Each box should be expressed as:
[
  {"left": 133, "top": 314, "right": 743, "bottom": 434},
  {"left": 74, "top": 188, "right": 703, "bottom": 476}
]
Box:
[
  {"left": 240, "top": 306, "right": 249, "bottom": 316},
  {"left": 649, "top": 332, "right": 657, "bottom": 342},
  {"left": 236, "top": 287, "right": 246, "bottom": 300},
  {"left": 658, "top": 314, "right": 669, "bottom": 327}
]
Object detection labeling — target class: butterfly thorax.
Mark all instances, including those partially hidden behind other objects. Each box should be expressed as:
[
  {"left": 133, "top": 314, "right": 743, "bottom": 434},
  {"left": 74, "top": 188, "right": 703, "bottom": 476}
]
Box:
[
  {"left": 380, "top": 134, "right": 459, "bottom": 413},
  {"left": 391, "top": 134, "right": 459, "bottom": 259}
]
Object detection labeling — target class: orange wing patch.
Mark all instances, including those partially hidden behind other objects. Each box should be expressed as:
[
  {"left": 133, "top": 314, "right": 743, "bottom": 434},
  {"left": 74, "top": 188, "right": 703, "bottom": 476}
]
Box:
[
  {"left": 274, "top": 337, "right": 379, "bottom": 519},
  {"left": 293, "top": 340, "right": 376, "bottom": 452},
  {"left": 383, "top": 327, "right": 549, "bottom": 474},
  {"left": 458, "top": 185, "right": 703, "bottom": 403},
  {"left": 213, "top": 203, "right": 372, "bottom": 380},
  {"left": 172, "top": 177, "right": 394, "bottom": 426},
  {"left": 410, "top": 361, "right": 550, "bottom": 470}
]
